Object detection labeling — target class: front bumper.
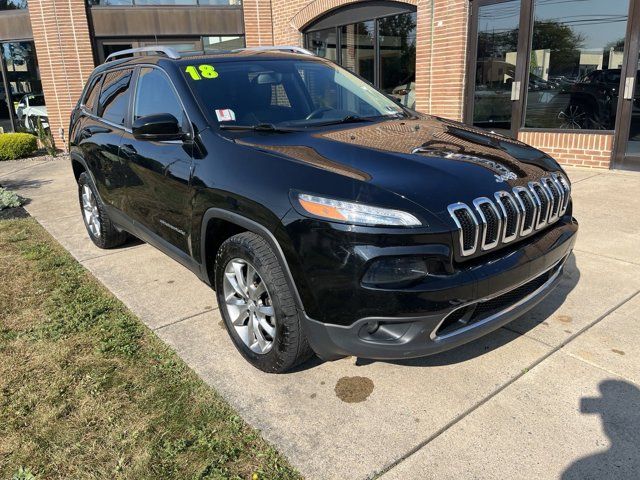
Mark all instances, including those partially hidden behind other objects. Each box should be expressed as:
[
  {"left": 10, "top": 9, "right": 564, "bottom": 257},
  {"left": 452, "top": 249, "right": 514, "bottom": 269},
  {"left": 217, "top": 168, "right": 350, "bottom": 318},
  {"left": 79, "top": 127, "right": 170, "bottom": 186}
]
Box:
[{"left": 296, "top": 216, "right": 578, "bottom": 360}]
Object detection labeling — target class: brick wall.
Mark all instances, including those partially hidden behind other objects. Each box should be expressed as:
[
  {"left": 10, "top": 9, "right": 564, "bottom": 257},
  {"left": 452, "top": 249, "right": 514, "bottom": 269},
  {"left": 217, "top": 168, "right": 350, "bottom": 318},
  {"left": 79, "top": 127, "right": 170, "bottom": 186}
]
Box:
[
  {"left": 29, "top": 0, "right": 95, "bottom": 150},
  {"left": 243, "top": 0, "right": 275, "bottom": 47},
  {"left": 518, "top": 131, "right": 614, "bottom": 168}
]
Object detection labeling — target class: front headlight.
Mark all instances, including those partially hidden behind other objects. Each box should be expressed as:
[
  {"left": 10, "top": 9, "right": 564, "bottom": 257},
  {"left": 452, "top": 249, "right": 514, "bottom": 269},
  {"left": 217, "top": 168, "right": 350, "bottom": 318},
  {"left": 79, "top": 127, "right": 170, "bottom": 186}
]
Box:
[{"left": 297, "top": 193, "right": 421, "bottom": 227}]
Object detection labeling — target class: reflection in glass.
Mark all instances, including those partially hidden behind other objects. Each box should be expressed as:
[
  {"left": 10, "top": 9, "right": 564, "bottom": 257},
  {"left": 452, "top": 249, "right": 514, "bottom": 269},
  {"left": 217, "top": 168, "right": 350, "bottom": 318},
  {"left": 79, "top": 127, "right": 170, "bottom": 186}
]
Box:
[
  {"left": 307, "top": 28, "right": 338, "bottom": 62},
  {"left": 341, "top": 21, "right": 375, "bottom": 84},
  {"left": 379, "top": 12, "right": 417, "bottom": 108},
  {"left": 524, "top": 0, "right": 629, "bottom": 130},
  {"left": 203, "top": 35, "right": 245, "bottom": 51},
  {"left": 0, "top": 0, "right": 27, "bottom": 9},
  {"left": 473, "top": 0, "right": 521, "bottom": 133},
  {"left": 625, "top": 68, "right": 640, "bottom": 155},
  {"left": 2, "top": 41, "right": 47, "bottom": 133}
]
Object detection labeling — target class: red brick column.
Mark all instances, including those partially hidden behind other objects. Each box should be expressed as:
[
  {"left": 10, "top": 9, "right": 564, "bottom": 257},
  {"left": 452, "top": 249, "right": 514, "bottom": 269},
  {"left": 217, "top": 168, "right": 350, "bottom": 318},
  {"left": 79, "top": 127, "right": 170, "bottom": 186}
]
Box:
[
  {"left": 28, "top": 0, "right": 95, "bottom": 150},
  {"left": 243, "top": 0, "right": 275, "bottom": 47}
]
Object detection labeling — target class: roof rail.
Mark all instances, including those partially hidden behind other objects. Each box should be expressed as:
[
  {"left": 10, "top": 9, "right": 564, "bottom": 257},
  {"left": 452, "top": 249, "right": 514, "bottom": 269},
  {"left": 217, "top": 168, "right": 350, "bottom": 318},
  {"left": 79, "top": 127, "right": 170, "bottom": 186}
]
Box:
[
  {"left": 105, "top": 46, "right": 181, "bottom": 63},
  {"left": 237, "top": 46, "right": 315, "bottom": 56}
]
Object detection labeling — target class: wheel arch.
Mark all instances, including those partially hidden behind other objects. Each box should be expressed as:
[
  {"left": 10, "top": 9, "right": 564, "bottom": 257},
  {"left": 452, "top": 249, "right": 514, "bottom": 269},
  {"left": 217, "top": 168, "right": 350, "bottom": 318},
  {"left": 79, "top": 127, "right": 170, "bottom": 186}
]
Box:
[{"left": 200, "top": 208, "right": 306, "bottom": 314}]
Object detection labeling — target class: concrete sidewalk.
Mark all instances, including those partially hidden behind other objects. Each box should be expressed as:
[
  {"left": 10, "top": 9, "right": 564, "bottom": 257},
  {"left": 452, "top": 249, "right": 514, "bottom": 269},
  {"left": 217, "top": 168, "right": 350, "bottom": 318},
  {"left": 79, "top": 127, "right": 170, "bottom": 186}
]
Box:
[{"left": 1, "top": 157, "right": 639, "bottom": 480}]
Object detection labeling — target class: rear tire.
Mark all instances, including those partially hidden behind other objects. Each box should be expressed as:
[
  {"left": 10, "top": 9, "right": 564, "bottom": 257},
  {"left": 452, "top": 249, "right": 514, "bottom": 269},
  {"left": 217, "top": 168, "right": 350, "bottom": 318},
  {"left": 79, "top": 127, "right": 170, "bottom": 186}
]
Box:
[
  {"left": 215, "top": 231, "right": 314, "bottom": 373},
  {"left": 78, "top": 172, "right": 128, "bottom": 249}
]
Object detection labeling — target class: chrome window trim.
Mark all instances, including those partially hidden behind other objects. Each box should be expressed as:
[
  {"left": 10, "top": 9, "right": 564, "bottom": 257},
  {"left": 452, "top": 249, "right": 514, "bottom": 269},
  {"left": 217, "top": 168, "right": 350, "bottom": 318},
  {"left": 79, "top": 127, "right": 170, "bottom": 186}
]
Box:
[
  {"left": 494, "top": 191, "right": 520, "bottom": 243},
  {"left": 472, "top": 197, "right": 501, "bottom": 251},
  {"left": 512, "top": 186, "right": 536, "bottom": 236},
  {"left": 447, "top": 203, "right": 479, "bottom": 257}
]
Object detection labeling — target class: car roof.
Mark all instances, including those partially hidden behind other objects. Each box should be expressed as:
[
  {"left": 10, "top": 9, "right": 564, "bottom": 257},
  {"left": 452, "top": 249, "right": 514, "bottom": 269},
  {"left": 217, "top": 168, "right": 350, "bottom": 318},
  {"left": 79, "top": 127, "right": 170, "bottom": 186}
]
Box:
[{"left": 92, "top": 49, "right": 323, "bottom": 76}]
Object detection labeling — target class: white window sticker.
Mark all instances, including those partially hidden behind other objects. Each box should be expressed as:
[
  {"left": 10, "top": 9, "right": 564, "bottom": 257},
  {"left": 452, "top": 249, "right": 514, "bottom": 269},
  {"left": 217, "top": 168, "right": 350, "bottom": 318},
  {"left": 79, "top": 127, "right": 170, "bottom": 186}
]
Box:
[{"left": 215, "top": 109, "right": 236, "bottom": 122}]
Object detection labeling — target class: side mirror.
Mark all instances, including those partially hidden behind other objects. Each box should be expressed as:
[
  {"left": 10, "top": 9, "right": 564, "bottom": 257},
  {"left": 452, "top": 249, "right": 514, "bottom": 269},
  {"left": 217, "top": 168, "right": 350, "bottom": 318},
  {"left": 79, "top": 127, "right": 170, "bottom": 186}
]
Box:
[
  {"left": 132, "top": 113, "right": 186, "bottom": 141},
  {"left": 17, "top": 102, "right": 25, "bottom": 109}
]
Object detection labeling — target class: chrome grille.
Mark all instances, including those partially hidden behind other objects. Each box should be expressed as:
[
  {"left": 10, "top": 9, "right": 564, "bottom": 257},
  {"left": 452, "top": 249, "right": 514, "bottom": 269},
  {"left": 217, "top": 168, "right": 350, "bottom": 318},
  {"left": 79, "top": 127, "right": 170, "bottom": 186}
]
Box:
[{"left": 448, "top": 174, "right": 571, "bottom": 257}]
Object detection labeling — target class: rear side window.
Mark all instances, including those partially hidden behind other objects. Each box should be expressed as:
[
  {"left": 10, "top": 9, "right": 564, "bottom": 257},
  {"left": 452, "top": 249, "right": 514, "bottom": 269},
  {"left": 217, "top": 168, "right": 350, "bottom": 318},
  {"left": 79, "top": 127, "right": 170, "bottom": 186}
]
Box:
[
  {"left": 83, "top": 74, "right": 102, "bottom": 112},
  {"left": 98, "top": 68, "right": 133, "bottom": 126},
  {"left": 134, "top": 67, "right": 185, "bottom": 127}
]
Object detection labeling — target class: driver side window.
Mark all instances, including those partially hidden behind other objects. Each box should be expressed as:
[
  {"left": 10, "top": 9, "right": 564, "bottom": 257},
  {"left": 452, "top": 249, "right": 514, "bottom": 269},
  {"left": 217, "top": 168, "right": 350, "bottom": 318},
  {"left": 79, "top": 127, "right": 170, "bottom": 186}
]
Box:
[{"left": 134, "top": 67, "right": 186, "bottom": 128}]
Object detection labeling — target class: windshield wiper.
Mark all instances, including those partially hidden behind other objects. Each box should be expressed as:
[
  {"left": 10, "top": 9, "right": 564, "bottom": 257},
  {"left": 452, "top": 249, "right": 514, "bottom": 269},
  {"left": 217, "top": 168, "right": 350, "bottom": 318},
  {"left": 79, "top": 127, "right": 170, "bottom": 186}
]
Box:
[
  {"left": 308, "top": 115, "right": 374, "bottom": 127},
  {"left": 219, "top": 123, "right": 298, "bottom": 132}
]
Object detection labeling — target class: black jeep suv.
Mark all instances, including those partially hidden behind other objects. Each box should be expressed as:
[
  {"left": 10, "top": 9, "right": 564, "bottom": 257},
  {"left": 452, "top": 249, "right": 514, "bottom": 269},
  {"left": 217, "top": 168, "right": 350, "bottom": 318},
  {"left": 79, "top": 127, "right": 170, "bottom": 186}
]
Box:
[{"left": 69, "top": 46, "right": 578, "bottom": 373}]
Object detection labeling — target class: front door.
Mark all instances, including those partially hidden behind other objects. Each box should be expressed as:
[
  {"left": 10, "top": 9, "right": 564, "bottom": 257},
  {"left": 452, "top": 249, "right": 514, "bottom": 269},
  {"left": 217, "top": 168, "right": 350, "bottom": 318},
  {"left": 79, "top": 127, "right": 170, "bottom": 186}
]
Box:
[
  {"left": 614, "top": 0, "right": 640, "bottom": 171},
  {"left": 466, "top": 0, "right": 526, "bottom": 137},
  {"left": 120, "top": 66, "right": 194, "bottom": 254}
]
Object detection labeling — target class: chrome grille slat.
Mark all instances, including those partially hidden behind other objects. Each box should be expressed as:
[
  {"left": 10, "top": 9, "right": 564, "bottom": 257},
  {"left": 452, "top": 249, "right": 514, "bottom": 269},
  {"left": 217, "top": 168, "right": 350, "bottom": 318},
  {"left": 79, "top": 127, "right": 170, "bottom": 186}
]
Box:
[
  {"left": 512, "top": 186, "right": 536, "bottom": 236},
  {"left": 473, "top": 197, "right": 501, "bottom": 250},
  {"left": 448, "top": 173, "right": 571, "bottom": 257},
  {"left": 447, "top": 203, "right": 479, "bottom": 256},
  {"left": 494, "top": 191, "right": 520, "bottom": 243}
]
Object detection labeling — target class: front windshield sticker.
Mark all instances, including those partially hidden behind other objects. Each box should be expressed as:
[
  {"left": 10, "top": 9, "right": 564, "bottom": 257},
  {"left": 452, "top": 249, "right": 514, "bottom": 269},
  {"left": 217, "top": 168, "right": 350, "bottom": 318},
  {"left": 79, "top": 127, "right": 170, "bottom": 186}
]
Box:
[
  {"left": 215, "top": 109, "right": 236, "bottom": 122},
  {"left": 185, "top": 64, "right": 219, "bottom": 81}
]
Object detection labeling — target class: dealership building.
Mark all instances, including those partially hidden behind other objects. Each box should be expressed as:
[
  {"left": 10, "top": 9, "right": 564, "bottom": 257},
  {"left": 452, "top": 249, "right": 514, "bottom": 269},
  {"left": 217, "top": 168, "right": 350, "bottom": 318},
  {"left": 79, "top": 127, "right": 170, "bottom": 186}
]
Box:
[{"left": 0, "top": 0, "right": 638, "bottom": 171}]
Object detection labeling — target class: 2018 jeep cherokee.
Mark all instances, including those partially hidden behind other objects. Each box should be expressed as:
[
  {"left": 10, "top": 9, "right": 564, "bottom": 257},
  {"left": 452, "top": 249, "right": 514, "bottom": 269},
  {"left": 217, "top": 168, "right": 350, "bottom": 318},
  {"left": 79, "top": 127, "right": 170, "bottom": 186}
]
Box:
[{"left": 69, "top": 46, "right": 578, "bottom": 373}]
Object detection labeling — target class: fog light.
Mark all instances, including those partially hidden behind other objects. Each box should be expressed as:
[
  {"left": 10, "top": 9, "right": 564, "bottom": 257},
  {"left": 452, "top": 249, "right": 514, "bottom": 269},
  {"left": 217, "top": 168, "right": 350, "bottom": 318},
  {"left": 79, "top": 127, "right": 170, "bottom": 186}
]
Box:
[{"left": 362, "top": 257, "right": 428, "bottom": 288}]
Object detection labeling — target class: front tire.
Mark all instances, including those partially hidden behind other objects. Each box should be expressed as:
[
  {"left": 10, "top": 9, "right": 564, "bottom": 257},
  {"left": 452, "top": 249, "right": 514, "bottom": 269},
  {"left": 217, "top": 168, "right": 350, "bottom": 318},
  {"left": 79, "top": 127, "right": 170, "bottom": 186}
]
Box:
[
  {"left": 78, "top": 172, "right": 128, "bottom": 249},
  {"left": 215, "top": 232, "right": 313, "bottom": 373}
]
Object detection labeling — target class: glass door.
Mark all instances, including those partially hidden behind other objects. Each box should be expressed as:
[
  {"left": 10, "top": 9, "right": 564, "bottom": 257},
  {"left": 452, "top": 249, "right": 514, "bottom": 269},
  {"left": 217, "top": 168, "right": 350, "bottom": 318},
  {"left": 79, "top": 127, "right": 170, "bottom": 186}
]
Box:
[
  {"left": 614, "top": 0, "right": 640, "bottom": 170},
  {"left": 466, "top": 0, "right": 525, "bottom": 136}
]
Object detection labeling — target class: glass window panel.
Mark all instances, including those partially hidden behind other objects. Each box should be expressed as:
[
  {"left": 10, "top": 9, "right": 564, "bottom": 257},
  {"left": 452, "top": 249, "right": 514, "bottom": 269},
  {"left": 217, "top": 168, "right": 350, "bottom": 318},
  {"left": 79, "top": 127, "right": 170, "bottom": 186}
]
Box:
[
  {"left": 473, "top": 0, "right": 521, "bottom": 132},
  {"left": 203, "top": 36, "right": 245, "bottom": 51},
  {"left": 379, "top": 12, "right": 417, "bottom": 108},
  {"left": 340, "top": 21, "right": 375, "bottom": 84},
  {"left": 0, "top": 0, "right": 27, "bottom": 10},
  {"left": 524, "top": 0, "right": 629, "bottom": 130},
  {"left": 87, "top": 0, "right": 133, "bottom": 5},
  {"left": 98, "top": 69, "right": 133, "bottom": 125},
  {"left": 306, "top": 28, "right": 338, "bottom": 62},
  {"left": 134, "top": 67, "right": 185, "bottom": 126},
  {"left": 2, "top": 41, "right": 47, "bottom": 133},
  {"left": 131, "top": 0, "right": 197, "bottom": 4},
  {"left": 82, "top": 74, "right": 102, "bottom": 111}
]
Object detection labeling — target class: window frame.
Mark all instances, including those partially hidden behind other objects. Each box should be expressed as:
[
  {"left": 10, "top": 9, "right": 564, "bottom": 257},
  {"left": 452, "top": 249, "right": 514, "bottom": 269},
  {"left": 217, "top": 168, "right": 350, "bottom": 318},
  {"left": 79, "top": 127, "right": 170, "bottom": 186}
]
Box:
[
  {"left": 303, "top": 6, "right": 417, "bottom": 95},
  {"left": 465, "top": 0, "right": 634, "bottom": 136},
  {"left": 130, "top": 64, "right": 194, "bottom": 139},
  {"left": 87, "top": 66, "right": 135, "bottom": 132}
]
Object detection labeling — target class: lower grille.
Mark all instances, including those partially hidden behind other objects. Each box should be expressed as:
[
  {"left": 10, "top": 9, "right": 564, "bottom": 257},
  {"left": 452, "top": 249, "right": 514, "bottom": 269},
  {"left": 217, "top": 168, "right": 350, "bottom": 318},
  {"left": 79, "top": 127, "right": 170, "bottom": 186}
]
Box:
[{"left": 434, "top": 261, "right": 561, "bottom": 338}]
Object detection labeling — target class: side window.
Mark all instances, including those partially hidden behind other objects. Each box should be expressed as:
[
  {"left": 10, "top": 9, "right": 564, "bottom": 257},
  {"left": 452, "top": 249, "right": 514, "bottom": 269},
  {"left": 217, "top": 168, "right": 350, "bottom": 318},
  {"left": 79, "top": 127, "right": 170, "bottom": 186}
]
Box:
[
  {"left": 98, "top": 68, "right": 134, "bottom": 126},
  {"left": 83, "top": 74, "right": 102, "bottom": 112},
  {"left": 134, "top": 67, "right": 185, "bottom": 127}
]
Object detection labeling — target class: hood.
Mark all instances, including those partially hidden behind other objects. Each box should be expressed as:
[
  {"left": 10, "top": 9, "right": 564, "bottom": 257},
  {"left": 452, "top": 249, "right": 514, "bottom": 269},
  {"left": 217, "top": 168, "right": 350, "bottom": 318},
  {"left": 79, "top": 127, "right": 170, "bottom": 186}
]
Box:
[{"left": 228, "top": 115, "right": 563, "bottom": 220}]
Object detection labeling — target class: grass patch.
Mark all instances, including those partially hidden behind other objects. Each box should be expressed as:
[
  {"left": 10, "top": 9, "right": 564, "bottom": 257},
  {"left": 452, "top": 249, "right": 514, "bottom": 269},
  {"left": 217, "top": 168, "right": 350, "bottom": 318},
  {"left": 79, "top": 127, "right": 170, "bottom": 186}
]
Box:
[{"left": 0, "top": 217, "right": 302, "bottom": 480}]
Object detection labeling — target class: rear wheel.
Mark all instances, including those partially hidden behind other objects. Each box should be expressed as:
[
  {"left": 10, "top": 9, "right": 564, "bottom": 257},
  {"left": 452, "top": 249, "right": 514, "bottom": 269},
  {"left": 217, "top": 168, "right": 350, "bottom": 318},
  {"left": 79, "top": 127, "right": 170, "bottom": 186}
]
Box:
[
  {"left": 78, "top": 172, "right": 128, "bottom": 249},
  {"left": 215, "top": 232, "right": 313, "bottom": 373}
]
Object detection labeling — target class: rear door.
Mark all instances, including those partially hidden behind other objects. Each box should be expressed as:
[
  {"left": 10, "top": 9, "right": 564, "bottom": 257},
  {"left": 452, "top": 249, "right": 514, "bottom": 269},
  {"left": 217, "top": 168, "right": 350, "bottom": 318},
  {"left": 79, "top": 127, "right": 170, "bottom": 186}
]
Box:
[
  {"left": 78, "top": 68, "right": 135, "bottom": 211},
  {"left": 120, "top": 66, "right": 194, "bottom": 255}
]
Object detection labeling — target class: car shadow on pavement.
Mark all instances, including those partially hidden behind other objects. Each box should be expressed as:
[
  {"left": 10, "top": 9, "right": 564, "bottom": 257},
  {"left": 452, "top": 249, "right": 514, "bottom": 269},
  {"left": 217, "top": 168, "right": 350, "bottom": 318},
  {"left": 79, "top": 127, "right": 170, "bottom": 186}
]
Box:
[
  {"left": 1, "top": 177, "right": 53, "bottom": 193},
  {"left": 562, "top": 380, "right": 640, "bottom": 480},
  {"left": 352, "top": 253, "right": 580, "bottom": 369}
]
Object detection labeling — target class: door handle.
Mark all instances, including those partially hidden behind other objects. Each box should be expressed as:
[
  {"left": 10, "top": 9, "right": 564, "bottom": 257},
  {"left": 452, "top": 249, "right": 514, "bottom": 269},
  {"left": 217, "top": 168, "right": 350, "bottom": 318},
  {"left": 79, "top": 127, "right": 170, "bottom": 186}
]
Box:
[
  {"left": 510, "top": 81, "right": 521, "bottom": 101},
  {"left": 624, "top": 76, "right": 635, "bottom": 100},
  {"left": 120, "top": 144, "right": 137, "bottom": 156},
  {"left": 79, "top": 125, "right": 110, "bottom": 139}
]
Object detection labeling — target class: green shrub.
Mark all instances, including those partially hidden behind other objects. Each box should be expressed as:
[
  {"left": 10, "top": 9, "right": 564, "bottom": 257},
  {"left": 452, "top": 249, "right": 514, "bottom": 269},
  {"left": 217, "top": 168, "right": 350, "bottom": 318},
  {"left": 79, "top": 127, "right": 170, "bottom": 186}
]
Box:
[
  {"left": 0, "top": 133, "right": 37, "bottom": 161},
  {"left": 0, "top": 187, "right": 23, "bottom": 210}
]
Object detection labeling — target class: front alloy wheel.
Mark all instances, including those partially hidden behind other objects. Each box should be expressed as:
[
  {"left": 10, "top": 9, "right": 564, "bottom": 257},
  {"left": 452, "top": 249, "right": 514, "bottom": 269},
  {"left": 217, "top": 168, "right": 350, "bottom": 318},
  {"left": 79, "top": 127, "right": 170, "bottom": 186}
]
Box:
[
  {"left": 223, "top": 258, "right": 276, "bottom": 354},
  {"left": 81, "top": 184, "right": 101, "bottom": 238}
]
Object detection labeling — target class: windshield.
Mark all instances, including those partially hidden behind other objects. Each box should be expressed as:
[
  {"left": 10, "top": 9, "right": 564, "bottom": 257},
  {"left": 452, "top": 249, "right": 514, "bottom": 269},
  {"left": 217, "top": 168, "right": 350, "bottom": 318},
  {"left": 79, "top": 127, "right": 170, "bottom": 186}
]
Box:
[
  {"left": 25, "top": 94, "right": 46, "bottom": 107},
  {"left": 182, "top": 58, "right": 407, "bottom": 128}
]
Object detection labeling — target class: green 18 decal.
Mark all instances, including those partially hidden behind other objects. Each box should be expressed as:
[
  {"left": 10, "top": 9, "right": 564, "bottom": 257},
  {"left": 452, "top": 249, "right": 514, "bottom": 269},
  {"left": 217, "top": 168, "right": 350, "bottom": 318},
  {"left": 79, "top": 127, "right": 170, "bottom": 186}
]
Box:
[{"left": 185, "top": 64, "right": 219, "bottom": 80}]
